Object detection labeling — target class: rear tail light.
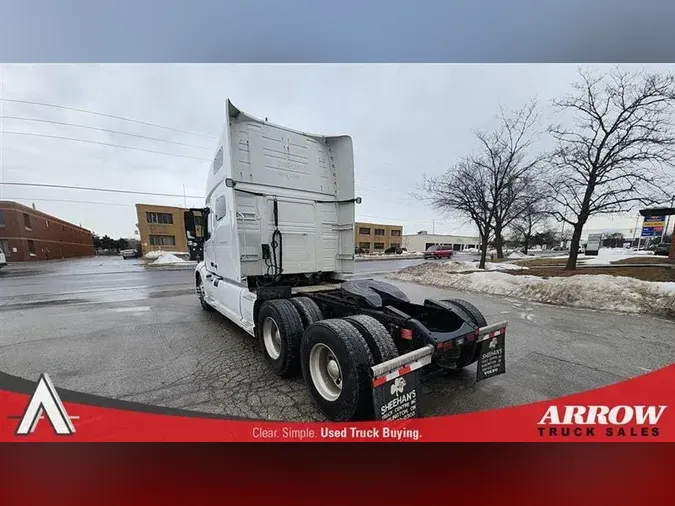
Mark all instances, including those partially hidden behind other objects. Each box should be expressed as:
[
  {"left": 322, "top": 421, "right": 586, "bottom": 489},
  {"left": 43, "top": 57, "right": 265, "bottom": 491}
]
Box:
[{"left": 400, "top": 328, "right": 413, "bottom": 340}]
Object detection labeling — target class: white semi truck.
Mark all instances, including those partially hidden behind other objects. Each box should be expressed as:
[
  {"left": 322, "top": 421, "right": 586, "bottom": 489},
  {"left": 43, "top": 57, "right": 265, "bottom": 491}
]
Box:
[{"left": 185, "top": 100, "right": 509, "bottom": 421}]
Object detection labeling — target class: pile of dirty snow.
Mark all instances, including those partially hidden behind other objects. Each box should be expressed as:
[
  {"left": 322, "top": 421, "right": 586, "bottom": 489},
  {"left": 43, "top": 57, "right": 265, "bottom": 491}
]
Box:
[
  {"left": 508, "top": 251, "right": 527, "bottom": 259},
  {"left": 440, "top": 260, "right": 529, "bottom": 272},
  {"left": 579, "top": 248, "right": 655, "bottom": 266},
  {"left": 389, "top": 263, "right": 675, "bottom": 317},
  {"left": 151, "top": 253, "right": 188, "bottom": 265},
  {"left": 144, "top": 250, "right": 189, "bottom": 260}
]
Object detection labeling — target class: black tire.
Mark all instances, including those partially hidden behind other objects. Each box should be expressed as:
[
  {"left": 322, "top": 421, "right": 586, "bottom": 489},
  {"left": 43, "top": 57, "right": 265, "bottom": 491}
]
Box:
[
  {"left": 289, "top": 297, "right": 323, "bottom": 329},
  {"left": 343, "top": 314, "right": 398, "bottom": 364},
  {"left": 301, "top": 319, "right": 374, "bottom": 422},
  {"left": 441, "top": 298, "right": 487, "bottom": 368},
  {"left": 257, "top": 299, "right": 304, "bottom": 377},
  {"left": 196, "top": 276, "right": 214, "bottom": 312}
]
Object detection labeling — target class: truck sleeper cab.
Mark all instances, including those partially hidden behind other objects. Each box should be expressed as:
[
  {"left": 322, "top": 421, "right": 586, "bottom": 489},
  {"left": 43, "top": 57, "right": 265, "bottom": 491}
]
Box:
[{"left": 187, "top": 100, "right": 508, "bottom": 422}]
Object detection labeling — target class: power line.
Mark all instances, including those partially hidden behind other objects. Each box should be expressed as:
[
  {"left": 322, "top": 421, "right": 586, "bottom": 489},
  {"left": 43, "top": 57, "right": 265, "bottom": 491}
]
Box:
[
  {"left": 2, "top": 131, "right": 211, "bottom": 161},
  {"left": 3, "top": 197, "right": 137, "bottom": 208},
  {"left": 0, "top": 98, "right": 217, "bottom": 139},
  {"left": 0, "top": 116, "right": 212, "bottom": 150},
  {"left": 0, "top": 182, "right": 204, "bottom": 199}
]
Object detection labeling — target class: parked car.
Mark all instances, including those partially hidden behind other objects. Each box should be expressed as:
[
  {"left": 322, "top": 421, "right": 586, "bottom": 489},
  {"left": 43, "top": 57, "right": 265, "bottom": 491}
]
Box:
[
  {"left": 423, "top": 245, "right": 453, "bottom": 259},
  {"left": 654, "top": 243, "right": 671, "bottom": 256},
  {"left": 121, "top": 249, "right": 140, "bottom": 259},
  {"left": 0, "top": 246, "right": 6, "bottom": 269}
]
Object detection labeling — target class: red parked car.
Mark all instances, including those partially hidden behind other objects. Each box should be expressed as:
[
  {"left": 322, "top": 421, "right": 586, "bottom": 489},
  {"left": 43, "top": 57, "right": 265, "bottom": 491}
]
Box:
[{"left": 423, "top": 245, "right": 454, "bottom": 259}]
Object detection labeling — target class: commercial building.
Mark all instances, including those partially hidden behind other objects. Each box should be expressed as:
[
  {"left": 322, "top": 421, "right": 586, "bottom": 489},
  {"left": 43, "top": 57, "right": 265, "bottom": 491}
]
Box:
[
  {"left": 135, "top": 204, "right": 201, "bottom": 256},
  {"left": 0, "top": 201, "right": 95, "bottom": 262},
  {"left": 402, "top": 231, "right": 480, "bottom": 253},
  {"left": 354, "top": 222, "right": 403, "bottom": 252}
]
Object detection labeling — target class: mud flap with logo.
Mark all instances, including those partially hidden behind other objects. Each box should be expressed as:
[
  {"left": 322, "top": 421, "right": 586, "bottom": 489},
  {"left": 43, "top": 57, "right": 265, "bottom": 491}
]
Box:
[
  {"left": 476, "top": 324, "right": 507, "bottom": 382},
  {"left": 373, "top": 370, "right": 422, "bottom": 421},
  {"left": 370, "top": 345, "right": 434, "bottom": 421}
]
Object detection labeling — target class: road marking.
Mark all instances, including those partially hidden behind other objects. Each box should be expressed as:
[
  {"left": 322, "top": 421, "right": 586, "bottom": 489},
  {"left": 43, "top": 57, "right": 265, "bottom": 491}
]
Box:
[{"left": 638, "top": 367, "right": 653, "bottom": 372}]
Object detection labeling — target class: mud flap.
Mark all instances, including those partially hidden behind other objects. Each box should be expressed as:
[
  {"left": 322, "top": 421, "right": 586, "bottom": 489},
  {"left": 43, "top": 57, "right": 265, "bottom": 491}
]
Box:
[
  {"left": 475, "top": 322, "right": 507, "bottom": 382},
  {"left": 371, "top": 345, "right": 434, "bottom": 421}
]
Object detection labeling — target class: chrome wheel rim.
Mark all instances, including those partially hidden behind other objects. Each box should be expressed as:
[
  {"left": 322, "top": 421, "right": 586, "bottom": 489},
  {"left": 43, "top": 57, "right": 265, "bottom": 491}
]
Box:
[
  {"left": 309, "top": 343, "right": 342, "bottom": 402},
  {"left": 262, "top": 317, "right": 282, "bottom": 360}
]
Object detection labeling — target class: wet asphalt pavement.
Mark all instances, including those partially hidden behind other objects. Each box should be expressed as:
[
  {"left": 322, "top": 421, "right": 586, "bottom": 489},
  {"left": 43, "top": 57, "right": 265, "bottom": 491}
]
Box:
[{"left": 0, "top": 255, "right": 673, "bottom": 421}]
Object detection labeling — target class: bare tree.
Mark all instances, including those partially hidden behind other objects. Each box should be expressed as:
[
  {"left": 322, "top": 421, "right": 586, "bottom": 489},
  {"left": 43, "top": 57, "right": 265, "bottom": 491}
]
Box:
[
  {"left": 474, "top": 100, "right": 543, "bottom": 258},
  {"left": 511, "top": 198, "right": 549, "bottom": 254},
  {"left": 547, "top": 67, "right": 675, "bottom": 270},
  {"left": 420, "top": 158, "right": 495, "bottom": 268}
]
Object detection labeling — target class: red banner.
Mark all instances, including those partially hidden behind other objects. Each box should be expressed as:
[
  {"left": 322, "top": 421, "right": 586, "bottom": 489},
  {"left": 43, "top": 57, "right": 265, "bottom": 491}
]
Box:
[{"left": 1, "top": 365, "right": 673, "bottom": 442}]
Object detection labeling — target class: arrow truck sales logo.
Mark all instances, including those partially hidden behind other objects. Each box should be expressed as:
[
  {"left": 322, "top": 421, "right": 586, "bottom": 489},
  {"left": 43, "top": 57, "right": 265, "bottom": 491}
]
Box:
[
  {"left": 537, "top": 405, "right": 667, "bottom": 438},
  {"left": 11, "top": 374, "right": 77, "bottom": 436}
]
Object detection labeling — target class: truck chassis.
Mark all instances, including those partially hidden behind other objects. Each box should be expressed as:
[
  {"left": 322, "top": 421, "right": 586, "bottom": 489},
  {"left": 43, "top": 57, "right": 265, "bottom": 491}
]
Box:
[{"left": 198, "top": 271, "right": 507, "bottom": 422}]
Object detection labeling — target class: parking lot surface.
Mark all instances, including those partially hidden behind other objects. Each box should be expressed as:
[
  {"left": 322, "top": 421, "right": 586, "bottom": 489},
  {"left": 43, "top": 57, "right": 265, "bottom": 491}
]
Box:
[{"left": 1, "top": 256, "right": 673, "bottom": 421}]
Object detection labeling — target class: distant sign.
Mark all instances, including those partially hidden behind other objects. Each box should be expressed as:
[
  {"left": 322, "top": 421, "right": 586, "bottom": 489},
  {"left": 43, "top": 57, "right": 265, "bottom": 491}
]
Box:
[
  {"left": 585, "top": 233, "right": 603, "bottom": 255},
  {"left": 641, "top": 215, "right": 666, "bottom": 237}
]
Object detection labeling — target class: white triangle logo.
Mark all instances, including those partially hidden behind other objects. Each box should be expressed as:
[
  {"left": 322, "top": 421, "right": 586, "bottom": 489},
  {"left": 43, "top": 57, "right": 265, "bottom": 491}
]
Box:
[{"left": 15, "top": 374, "right": 76, "bottom": 436}]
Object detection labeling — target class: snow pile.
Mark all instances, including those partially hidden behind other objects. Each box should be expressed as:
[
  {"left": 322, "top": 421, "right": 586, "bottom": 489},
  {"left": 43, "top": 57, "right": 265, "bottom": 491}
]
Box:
[
  {"left": 440, "top": 260, "right": 529, "bottom": 272},
  {"left": 151, "top": 253, "right": 188, "bottom": 265},
  {"left": 508, "top": 251, "right": 527, "bottom": 259},
  {"left": 144, "top": 250, "right": 188, "bottom": 260},
  {"left": 389, "top": 263, "right": 675, "bottom": 317},
  {"left": 580, "top": 248, "right": 655, "bottom": 266}
]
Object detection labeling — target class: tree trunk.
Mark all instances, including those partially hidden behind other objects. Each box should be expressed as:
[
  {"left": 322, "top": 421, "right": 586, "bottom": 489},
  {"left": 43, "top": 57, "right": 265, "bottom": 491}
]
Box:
[
  {"left": 523, "top": 235, "right": 530, "bottom": 255},
  {"left": 479, "top": 235, "right": 490, "bottom": 269},
  {"left": 494, "top": 225, "right": 504, "bottom": 259},
  {"left": 565, "top": 223, "right": 584, "bottom": 270}
]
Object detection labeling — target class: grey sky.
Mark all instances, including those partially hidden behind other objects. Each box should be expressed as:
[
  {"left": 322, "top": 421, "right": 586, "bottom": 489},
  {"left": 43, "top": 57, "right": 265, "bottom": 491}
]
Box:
[
  {"left": 2, "top": 1, "right": 675, "bottom": 62},
  {"left": 1, "top": 64, "right": 674, "bottom": 239}
]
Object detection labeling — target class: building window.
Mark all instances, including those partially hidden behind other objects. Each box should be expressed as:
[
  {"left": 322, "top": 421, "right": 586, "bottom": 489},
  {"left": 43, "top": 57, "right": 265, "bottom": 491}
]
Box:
[
  {"left": 358, "top": 242, "right": 371, "bottom": 250},
  {"left": 45, "top": 219, "right": 50, "bottom": 228},
  {"left": 149, "top": 235, "right": 176, "bottom": 246},
  {"left": 0, "top": 210, "right": 5, "bottom": 227},
  {"left": 374, "top": 229, "right": 385, "bottom": 236},
  {"left": 374, "top": 242, "right": 385, "bottom": 249},
  {"left": 28, "top": 240, "right": 36, "bottom": 255},
  {"left": 23, "top": 213, "right": 31, "bottom": 230},
  {"left": 391, "top": 230, "right": 401, "bottom": 237},
  {"left": 146, "top": 212, "right": 174, "bottom": 225},
  {"left": 358, "top": 227, "right": 371, "bottom": 235},
  {"left": 0, "top": 239, "right": 10, "bottom": 257}
]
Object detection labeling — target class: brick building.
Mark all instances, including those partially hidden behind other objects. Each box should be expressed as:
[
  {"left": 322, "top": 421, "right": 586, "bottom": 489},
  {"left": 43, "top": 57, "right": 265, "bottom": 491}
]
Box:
[
  {"left": 0, "top": 201, "right": 95, "bottom": 262},
  {"left": 354, "top": 222, "right": 403, "bottom": 252},
  {"left": 135, "top": 204, "right": 197, "bottom": 256}
]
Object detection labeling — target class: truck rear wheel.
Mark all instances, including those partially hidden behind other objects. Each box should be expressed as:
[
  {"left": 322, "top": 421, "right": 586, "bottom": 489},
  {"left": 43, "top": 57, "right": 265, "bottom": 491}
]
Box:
[
  {"left": 290, "top": 296, "right": 323, "bottom": 329},
  {"left": 343, "top": 314, "right": 398, "bottom": 364},
  {"left": 441, "top": 298, "right": 487, "bottom": 368},
  {"left": 257, "top": 299, "right": 304, "bottom": 377},
  {"left": 301, "top": 319, "right": 374, "bottom": 422}
]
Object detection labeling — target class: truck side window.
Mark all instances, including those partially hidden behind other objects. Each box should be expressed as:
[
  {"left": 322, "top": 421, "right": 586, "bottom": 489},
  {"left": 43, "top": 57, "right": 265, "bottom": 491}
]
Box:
[{"left": 215, "top": 195, "right": 227, "bottom": 221}]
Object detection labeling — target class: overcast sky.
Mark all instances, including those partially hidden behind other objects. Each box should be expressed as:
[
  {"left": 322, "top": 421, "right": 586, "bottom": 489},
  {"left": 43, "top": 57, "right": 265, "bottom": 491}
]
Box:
[{"left": 1, "top": 64, "right": 674, "bottom": 239}]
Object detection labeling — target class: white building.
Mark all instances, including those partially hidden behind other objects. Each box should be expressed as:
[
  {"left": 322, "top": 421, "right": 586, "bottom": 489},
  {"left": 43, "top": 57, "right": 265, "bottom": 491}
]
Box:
[{"left": 402, "top": 231, "right": 480, "bottom": 252}]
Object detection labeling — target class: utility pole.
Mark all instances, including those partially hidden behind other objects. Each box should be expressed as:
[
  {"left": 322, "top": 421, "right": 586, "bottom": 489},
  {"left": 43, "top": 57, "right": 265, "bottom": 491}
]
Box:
[
  {"left": 632, "top": 213, "right": 640, "bottom": 248},
  {"left": 183, "top": 184, "right": 187, "bottom": 208},
  {"left": 663, "top": 195, "right": 674, "bottom": 242}
]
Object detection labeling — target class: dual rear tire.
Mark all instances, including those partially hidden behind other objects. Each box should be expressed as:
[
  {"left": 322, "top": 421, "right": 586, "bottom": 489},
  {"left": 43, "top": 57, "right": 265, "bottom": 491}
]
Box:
[{"left": 256, "top": 298, "right": 398, "bottom": 421}]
